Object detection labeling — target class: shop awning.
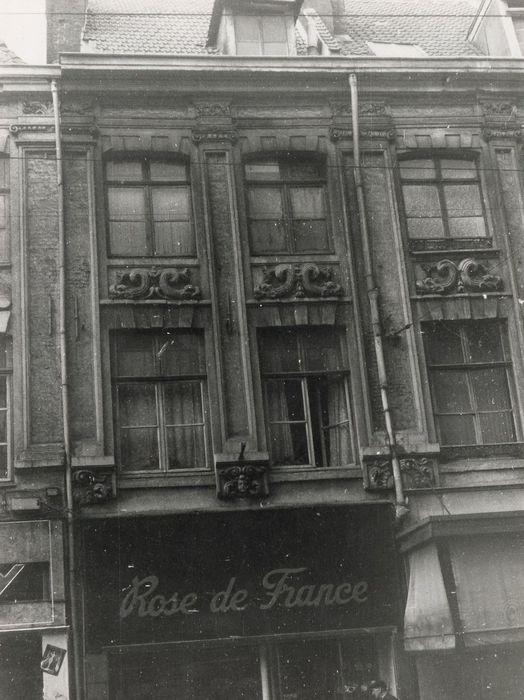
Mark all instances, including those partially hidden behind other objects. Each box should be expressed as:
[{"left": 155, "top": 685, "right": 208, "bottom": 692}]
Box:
[
  {"left": 400, "top": 514, "right": 524, "bottom": 652},
  {"left": 449, "top": 534, "right": 524, "bottom": 647},
  {"left": 404, "top": 542, "right": 455, "bottom": 652}
]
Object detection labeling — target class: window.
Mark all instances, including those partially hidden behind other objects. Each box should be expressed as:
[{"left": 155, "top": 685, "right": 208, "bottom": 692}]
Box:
[
  {"left": 0, "top": 157, "right": 9, "bottom": 262},
  {"left": 112, "top": 330, "right": 207, "bottom": 472},
  {"left": 105, "top": 156, "right": 194, "bottom": 257},
  {"left": 423, "top": 321, "right": 517, "bottom": 446},
  {"left": 258, "top": 327, "right": 353, "bottom": 467},
  {"left": 367, "top": 41, "right": 427, "bottom": 57},
  {"left": 245, "top": 156, "right": 330, "bottom": 255},
  {"left": 234, "top": 14, "right": 290, "bottom": 55},
  {"left": 0, "top": 336, "right": 11, "bottom": 480},
  {"left": 400, "top": 155, "right": 487, "bottom": 243}
]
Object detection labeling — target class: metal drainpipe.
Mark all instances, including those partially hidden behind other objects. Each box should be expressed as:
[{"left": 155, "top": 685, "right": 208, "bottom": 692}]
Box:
[
  {"left": 51, "top": 79, "right": 83, "bottom": 700},
  {"left": 348, "top": 73, "right": 407, "bottom": 518}
]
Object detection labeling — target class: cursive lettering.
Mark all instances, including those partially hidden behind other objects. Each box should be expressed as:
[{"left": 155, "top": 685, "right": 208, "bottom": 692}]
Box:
[{"left": 120, "top": 575, "right": 198, "bottom": 619}]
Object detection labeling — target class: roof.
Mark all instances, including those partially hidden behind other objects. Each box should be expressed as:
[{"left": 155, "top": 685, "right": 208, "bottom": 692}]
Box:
[
  {"left": 0, "top": 39, "right": 24, "bottom": 64},
  {"left": 82, "top": 0, "right": 483, "bottom": 56}
]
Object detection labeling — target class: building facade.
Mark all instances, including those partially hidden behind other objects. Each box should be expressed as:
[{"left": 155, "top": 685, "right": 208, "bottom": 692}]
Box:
[{"left": 0, "top": 1, "right": 524, "bottom": 698}]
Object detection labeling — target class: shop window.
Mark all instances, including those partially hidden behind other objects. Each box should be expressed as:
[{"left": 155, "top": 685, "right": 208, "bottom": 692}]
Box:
[
  {"left": 258, "top": 327, "right": 353, "bottom": 467},
  {"left": 399, "top": 154, "right": 488, "bottom": 247},
  {"left": 111, "top": 330, "right": 208, "bottom": 472},
  {"left": 105, "top": 156, "right": 194, "bottom": 257},
  {"left": 423, "top": 320, "right": 517, "bottom": 447},
  {"left": 0, "top": 336, "right": 11, "bottom": 480},
  {"left": 234, "top": 13, "right": 290, "bottom": 55},
  {"left": 245, "top": 156, "right": 331, "bottom": 255}
]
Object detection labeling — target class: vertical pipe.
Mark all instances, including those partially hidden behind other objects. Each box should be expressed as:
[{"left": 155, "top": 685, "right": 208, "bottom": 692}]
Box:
[
  {"left": 259, "top": 641, "right": 272, "bottom": 700},
  {"left": 51, "top": 79, "right": 83, "bottom": 700},
  {"left": 348, "top": 73, "right": 407, "bottom": 515}
]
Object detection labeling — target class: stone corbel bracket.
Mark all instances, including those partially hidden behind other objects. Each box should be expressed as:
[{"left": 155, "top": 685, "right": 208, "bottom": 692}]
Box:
[
  {"left": 254, "top": 263, "right": 342, "bottom": 300},
  {"left": 72, "top": 466, "right": 115, "bottom": 506},
  {"left": 215, "top": 445, "right": 270, "bottom": 500},
  {"left": 363, "top": 454, "right": 438, "bottom": 491}
]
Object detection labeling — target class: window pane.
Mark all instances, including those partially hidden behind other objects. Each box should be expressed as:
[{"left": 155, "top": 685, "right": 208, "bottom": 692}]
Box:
[
  {"left": 293, "top": 220, "right": 329, "bottom": 252},
  {"left": 166, "top": 426, "right": 206, "bottom": 469},
  {"left": 479, "top": 412, "right": 515, "bottom": 444},
  {"left": 0, "top": 444, "right": 7, "bottom": 479},
  {"left": 268, "top": 422, "right": 309, "bottom": 465},
  {"left": 312, "top": 376, "right": 352, "bottom": 466},
  {"left": 448, "top": 217, "right": 487, "bottom": 238},
  {"left": 290, "top": 186, "right": 325, "bottom": 218},
  {"left": 302, "top": 328, "right": 344, "bottom": 371},
  {"left": 259, "top": 330, "right": 299, "bottom": 372},
  {"left": 151, "top": 187, "right": 190, "bottom": 219},
  {"left": 120, "top": 427, "right": 159, "bottom": 471},
  {"left": 236, "top": 41, "right": 263, "bottom": 55},
  {"left": 266, "top": 378, "right": 305, "bottom": 422},
  {"left": 235, "top": 15, "right": 260, "bottom": 41},
  {"left": 403, "top": 184, "right": 441, "bottom": 218},
  {"left": 0, "top": 196, "right": 7, "bottom": 261},
  {"left": 407, "top": 217, "right": 446, "bottom": 239},
  {"left": 164, "top": 381, "right": 203, "bottom": 425},
  {"left": 250, "top": 220, "right": 287, "bottom": 254},
  {"left": 262, "top": 42, "right": 289, "bottom": 55},
  {"left": 109, "top": 222, "right": 149, "bottom": 256},
  {"left": 443, "top": 184, "right": 483, "bottom": 218},
  {"left": 400, "top": 159, "right": 436, "bottom": 180},
  {"left": 149, "top": 161, "right": 187, "bottom": 181},
  {"left": 248, "top": 187, "right": 283, "bottom": 218},
  {"left": 160, "top": 333, "right": 205, "bottom": 376},
  {"left": 0, "top": 377, "right": 7, "bottom": 406},
  {"left": 114, "top": 333, "right": 155, "bottom": 377},
  {"left": 262, "top": 15, "right": 288, "bottom": 41},
  {"left": 151, "top": 187, "right": 194, "bottom": 256},
  {"left": 108, "top": 187, "right": 147, "bottom": 255},
  {"left": 466, "top": 324, "right": 505, "bottom": 362},
  {"left": 438, "top": 414, "right": 476, "bottom": 445},
  {"left": 471, "top": 368, "right": 512, "bottom": 410},
  {"left": 154, "top": 221, "right": 195, "bottom": 256},
  {"left": 0, "top": 410, "right": 8, "bottom": 440},
  {"left": 108, "top": 187, "right": 146, "bottom": 221},
  {"left": 424, "top": 323, "right": 465, "bottom": 365},
  {"left": 245, "top": 162, "right": 281, "bottom": 181},
  {"left": 117, "top": 383, "right": 157, "bottom": 426},
  {"left": 432, "top": 370, "right": 472, "bottom": 412},
  {"left": 106, "top": 160, "right": 143, "bottom": 181},
  {"left": 440, "top": 159, "right": 477, "bottom": 180}
]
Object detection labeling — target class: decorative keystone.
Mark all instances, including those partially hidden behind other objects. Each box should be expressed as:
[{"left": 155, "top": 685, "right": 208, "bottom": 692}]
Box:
[
  {"left": 254, "top": 263, "right": 342, "bottom": 300},
  {"left": 216, "top": 444, "right": 269, "bottom": 500},
  {"left": 72, "top": 469, "right": 114, "bottom": 506},
  {"left": 109, "top": 267, "right": 201, "bottom": 301},
  {"left": 416, "top": 258, "right": 503, "bottom": 295}
]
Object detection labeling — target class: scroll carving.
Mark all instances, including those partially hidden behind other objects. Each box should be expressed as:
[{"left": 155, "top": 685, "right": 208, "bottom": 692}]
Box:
[
  {"left": 368, "top": 457, "right": 435, "bottom": 490},
  {"left": 416, "top": 258, "right": 502, "bottom": 295},
  {"left": 254, "top": 263, "right": 342, "bottom": 300},
  {"left": 109, "top": 268, "right": 201, "bottom": 301}
]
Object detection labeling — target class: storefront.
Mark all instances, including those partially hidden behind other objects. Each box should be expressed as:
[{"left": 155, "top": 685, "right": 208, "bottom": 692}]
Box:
[
  {"left": 400, "top": 512, "right": 524, "bottom": 700},
  {"left": 0, "top": 519, "right": 68, "bottom": 700},
  {"left": 82, "top": 505, "right": 401, "bottom": 699}
]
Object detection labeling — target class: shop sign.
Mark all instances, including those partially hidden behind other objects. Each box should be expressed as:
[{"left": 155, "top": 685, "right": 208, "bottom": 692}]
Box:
[{"left": 84, "top": 506, "right": 400, "bottom": 649}]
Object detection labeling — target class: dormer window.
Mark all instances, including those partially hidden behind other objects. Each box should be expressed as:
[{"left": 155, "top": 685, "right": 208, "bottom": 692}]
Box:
[{"left": 235, "top": 13, "right": 290, "bottom": 55}]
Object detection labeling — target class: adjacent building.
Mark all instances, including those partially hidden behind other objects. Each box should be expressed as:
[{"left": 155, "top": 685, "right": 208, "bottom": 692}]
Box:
[{"left": 1, "top": 1, "right": 524, "bottom": 698}]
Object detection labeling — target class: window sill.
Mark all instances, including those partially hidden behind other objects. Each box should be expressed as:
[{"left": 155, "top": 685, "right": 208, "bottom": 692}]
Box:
[
  {"left": 439, "top": 443, "right": 524, "bottom": 462},
  {"left": 118, "top": 470, "right": 215, "bottom": 489},
  {"left": 270, "top": 465, "right": 361, "bottom": 481}
]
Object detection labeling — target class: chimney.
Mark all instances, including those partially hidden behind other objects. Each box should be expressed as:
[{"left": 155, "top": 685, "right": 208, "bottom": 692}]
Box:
[{"left": 46, "top": 0, "right": 87, "bottom": 63}]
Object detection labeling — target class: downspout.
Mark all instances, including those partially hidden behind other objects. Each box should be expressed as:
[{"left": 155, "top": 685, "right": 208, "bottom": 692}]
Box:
[
  {"left": 51, "top": 79, "right": 83, "bottom": 700},
  {"left": 348, "top": 73, "right": 407, "bottom": 520}
]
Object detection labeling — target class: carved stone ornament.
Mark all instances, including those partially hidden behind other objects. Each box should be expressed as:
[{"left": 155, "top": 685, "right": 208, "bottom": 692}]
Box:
[
  {"left": 194, "top": 102, "right": 231, "bottom": 119},
  {"left": 72, "top": 469, "right": 113, "bottom": 506},
  {"left": 109, "top": 268, "right": 201, "bottom": 301},
  {"left": 368, "top": 456, "right": 435, "bottom": 490},
  {"left": 216, "top": 444, "right": 269, "bottom": 500},
  {"left": 62, "top": 100, "right": 94, "bottom": 115},
  {"left": 330, "top": 127, "right": 395, "bottom": 142},
  {"left": 22, "top": 100, "right": 53, "bottom": 115},
  {"left": 482, "top": 127, "right": 522, "bottom": 141},
  {"left": 192, "top": 128, "right": 238, "bottom": 144},
  {"left": 9, "top": 124, "right": 54, "bottom": 134},
  {"left": 254, "top": 263, "right": 342, "bottom": 300},
  {"left": 481, "top": 101, "right": 516, "bottom": 117},
  {"left": 416, "top": 258, "right": 503, "bottom": 295}
]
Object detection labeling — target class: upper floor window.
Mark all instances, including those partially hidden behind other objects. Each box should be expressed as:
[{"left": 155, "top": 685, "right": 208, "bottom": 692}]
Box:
[
  {"left": 105, "top": 156, "right": 194, "bottom": 258},
  {"left": 400, "top": 155, "right": 488, "bottom": 244},
  {"left": 234, "top": 13, "right": 290, "bottom": 55},
  {"left": 0, "top": 157, "right": 9, "bottom": 262},
  {"left": 0, "top": 335, "right": 11, "bottom": 480},
  {"left": 245, "top": 156, "right": 330, "bottom": 255},
  {"left": 111, "top": 330, "right": 208, "bottom": 473},
  {"left": 258, "top": 327, "right": 353, "bottom": 467},
  {"left": 423, "top": 321, "right": 517, "bottom": 447}
]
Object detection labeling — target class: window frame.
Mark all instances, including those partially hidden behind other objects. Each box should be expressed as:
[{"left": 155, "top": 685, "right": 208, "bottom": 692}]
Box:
[
  {"left": 258, "top": 328, "right": 354, "bottom": 469},
  {"left": 398, "top": 152, "right": 490, "bottom": 249},
  {"left": 233, "top": 11, "right": 291, "bottom": 56},
  {"left": 423, "top": 320, "right": 519, "bottom": 448},
  {"left": 0, "top": 156, "right": 9, "bottom": 263},
  {"left": 244, "top": 155, "right": 333, "bottom": 256},
  {"left": 104, "top": 154, "right": 194, "bottom": 259},
  {"left": 111, "top": 330, "right": 209, "bottom": 474}
]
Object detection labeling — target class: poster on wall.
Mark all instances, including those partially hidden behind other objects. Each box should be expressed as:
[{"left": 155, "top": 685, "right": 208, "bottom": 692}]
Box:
[{"left": 41, "top": 645, "right": 66, "bottom": 676}]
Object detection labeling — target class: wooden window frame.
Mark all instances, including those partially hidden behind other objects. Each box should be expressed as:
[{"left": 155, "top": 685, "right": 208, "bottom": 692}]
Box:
[
  {"left": 0, "top": 335, "right": 12, "bottom": 481},
  {"left": 104, "top": 154, "right": 194, "bottom": 258},
  {"left": 111, "top": 330, "right": 209, "bottom": 474},
  {"left": 399, "top": 152, "right": 490, "bottom": 249},
  {"left": 244, "top": 156, "right": 332, "bottom": 255},
  {"left": 259, "top": 328, "right": 354, "bottom": 468},
  {"left": 424, "top": 320, "right": 518, "bottom": 448}
]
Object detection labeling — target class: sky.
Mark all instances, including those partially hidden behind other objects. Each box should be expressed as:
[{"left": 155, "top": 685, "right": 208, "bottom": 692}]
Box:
[{"left": 0, "top": 0, "right": 46, "bottom": 64}]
